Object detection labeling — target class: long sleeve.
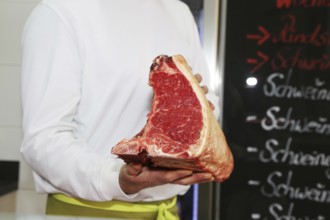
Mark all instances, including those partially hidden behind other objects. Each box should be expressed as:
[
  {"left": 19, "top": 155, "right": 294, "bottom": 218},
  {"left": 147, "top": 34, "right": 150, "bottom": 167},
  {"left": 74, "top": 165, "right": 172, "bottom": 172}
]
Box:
[
  {"left": 20, "top": 0, "right": 214, "bottom": 202},
  {"left": 20, "top": 4, "right": 129, "bottom": 201}
]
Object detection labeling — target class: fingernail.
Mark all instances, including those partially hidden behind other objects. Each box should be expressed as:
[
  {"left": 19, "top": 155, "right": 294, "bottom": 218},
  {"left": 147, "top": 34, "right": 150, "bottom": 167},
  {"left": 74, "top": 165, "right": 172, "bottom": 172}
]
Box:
[
  {"left": 183, "top": 170, "right": 193, "bottom": 175},
  {"left": 205, "top": 173, "right": 213, "bottom": 179}
]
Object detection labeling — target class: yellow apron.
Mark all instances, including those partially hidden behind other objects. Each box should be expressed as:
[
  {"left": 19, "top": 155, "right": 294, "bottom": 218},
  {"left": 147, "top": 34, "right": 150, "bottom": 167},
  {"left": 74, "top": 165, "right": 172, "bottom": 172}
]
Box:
[{"left": 48, "top": 194, "right": 179, "bottom": 220}]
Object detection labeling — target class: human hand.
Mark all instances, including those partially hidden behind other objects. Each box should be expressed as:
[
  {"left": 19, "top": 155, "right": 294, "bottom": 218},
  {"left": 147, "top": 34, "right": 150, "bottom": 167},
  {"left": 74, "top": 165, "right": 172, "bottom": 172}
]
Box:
[
  {"left": 194, "top": 74, "right": 215, "bottom": 110},
  {"left": 119, "top": 163, "right": 214, "bottom": 194},
  {"left": 118, "top": 74, "right": 216, "bottom": 195}
]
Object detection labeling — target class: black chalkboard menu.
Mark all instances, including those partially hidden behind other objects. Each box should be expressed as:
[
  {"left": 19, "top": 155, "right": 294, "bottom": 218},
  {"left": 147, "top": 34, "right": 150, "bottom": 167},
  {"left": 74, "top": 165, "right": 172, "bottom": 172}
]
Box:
[{"left": 220, "top": 1, "right": 330, "bottom": 219}]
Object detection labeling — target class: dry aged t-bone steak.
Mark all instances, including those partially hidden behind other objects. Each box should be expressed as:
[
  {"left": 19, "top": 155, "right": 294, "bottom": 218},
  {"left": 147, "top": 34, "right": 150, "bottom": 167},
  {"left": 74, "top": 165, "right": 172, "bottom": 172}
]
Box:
[{"left": 111, "top": 55, "right": 233, "bottom": 182}]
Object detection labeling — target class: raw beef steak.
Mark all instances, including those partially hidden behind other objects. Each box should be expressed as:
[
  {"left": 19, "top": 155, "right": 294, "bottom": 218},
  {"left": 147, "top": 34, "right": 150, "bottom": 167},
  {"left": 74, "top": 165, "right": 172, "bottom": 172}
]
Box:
[{"left": 111, "top": 55, "right": 233, "bottom": 182}]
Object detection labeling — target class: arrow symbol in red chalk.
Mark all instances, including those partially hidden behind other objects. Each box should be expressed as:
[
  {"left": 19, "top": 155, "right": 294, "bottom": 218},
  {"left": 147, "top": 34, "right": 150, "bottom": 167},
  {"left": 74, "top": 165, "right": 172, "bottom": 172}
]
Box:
[
  {"left": 246, "top": 51, "right": 269, "bottom": 74},
  {"left": 246, "top": 26, "right": 270, "bottom": 45}
]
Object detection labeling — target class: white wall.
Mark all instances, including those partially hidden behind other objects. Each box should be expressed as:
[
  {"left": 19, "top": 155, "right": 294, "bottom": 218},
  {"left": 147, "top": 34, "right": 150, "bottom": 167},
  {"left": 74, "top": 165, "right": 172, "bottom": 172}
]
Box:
[{"left": 0, "top": 0, "right": 39, "bottom": 189}]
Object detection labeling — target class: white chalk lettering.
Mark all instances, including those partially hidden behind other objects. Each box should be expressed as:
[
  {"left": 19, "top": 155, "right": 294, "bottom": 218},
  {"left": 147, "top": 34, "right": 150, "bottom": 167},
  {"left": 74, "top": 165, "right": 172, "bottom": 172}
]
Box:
[
  {"left": 325, "top": 168, "right": 330, "bottom": 180},
  {"left": 261, "top": 171, "right": 330, "bottom": 203},
  {"left": 263, "top": 72, "right": 330, "bottom": 101},
  {"left": 269, "top": 202, "right": 325, "bottom": 220},
  {"left": 261, "top": 106, "right": 330, "bottom": 135},
  {"left": 259, "top": 138, "right": 330, "bottom": 167}
]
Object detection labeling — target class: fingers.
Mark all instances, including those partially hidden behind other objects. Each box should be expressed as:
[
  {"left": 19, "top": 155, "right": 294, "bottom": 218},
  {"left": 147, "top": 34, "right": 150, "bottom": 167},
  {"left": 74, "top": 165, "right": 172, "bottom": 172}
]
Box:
[
  {"left": 209, "top": 101, "right": 215, "bottom": 110},
  {"left": 201, "top": 85, "right": 208, "bottom": 94},
  {"left": 195, "top": 74, "right": 210, "bottom": 99},
  {"left": 199, "top": 85, "right": 215, "bottom": 110},
  {"left": 161, "top": 169, "right": 193, "bottom": 183},
  {"left": 126, "top": 163, "right": 143, "bottom": 176},
  {"left": 173, "top": 172, "right": 214, "bottom": 185},
  {"left": 119, "top": 163, "right": 144, "bottom": 194},
  {"left": 120, "top": 163, "right": 214, "bottom": 195},
  {"left": 194, "top": 74, "right": 202, "bottom": 83},
  {"left": 119, "top": 165, "right": 194, "bottom": 194}
]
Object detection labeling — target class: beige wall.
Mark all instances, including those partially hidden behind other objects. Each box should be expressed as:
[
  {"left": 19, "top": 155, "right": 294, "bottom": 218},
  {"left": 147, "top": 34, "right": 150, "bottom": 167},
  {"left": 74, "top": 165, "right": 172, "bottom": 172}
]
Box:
[{"left": 0, "top": 0, "right": 39, "bottom": 190}]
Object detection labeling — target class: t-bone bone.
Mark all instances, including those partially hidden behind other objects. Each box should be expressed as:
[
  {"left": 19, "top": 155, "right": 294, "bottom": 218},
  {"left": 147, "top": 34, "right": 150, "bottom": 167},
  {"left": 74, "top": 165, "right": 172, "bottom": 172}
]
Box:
[{"left": 111, "top": 55, "right": 234, "bottom": 182}]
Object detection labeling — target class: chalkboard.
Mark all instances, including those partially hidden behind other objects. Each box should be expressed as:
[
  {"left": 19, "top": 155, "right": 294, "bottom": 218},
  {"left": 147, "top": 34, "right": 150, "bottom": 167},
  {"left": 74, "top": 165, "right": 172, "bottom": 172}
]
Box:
[{"left": 220, "top": 1, "right": 330, "bottom": 219}]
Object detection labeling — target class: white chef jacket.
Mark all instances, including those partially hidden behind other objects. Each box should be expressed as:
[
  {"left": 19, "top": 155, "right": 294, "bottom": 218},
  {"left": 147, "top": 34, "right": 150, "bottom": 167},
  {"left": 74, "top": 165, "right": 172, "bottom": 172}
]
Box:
[{"left": 21, "top": 0, "right": 219, "bottom": 202}]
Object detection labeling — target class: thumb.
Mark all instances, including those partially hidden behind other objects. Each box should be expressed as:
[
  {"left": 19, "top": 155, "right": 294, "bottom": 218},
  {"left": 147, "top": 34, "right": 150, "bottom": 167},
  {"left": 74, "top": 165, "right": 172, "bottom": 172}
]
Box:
[{"left": 126, "top": 163, "right": 142, "bottom": 176}]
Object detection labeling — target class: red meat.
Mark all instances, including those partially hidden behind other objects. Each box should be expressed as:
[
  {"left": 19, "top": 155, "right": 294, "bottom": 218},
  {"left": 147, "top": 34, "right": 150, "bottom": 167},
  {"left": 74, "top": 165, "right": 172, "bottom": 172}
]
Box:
[{"left": 111, "top": 55, "right": 233, "bottom": 182}]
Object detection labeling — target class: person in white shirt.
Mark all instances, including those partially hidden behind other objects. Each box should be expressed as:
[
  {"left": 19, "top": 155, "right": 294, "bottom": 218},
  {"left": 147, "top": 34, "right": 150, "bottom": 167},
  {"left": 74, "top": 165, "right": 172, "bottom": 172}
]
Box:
[{"left": 20, "top": 0, "right": 219, "bottom": 219}]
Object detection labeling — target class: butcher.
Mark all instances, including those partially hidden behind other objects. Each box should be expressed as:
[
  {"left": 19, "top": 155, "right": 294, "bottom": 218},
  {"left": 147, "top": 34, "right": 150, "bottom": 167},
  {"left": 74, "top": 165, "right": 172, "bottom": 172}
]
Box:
[{"left": 20, "top": 0, "right": 224, "bottom": 219}]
